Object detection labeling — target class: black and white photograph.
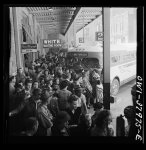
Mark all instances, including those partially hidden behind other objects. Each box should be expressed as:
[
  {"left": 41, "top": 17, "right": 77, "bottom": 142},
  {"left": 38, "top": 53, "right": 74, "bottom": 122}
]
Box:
[{"left": 3, "top": 6, "right": 144, "bottom": 143}]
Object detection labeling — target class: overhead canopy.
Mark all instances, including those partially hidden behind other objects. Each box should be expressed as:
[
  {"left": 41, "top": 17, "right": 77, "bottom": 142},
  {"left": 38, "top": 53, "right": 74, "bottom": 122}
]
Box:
[{"left": 26, "top": 7, "right": 102, "bottom": 35}]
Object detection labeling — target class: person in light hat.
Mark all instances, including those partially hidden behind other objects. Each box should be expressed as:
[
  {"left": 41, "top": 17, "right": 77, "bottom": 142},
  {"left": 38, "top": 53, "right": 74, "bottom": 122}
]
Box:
[
  {"left": 95, "top": 78, "right": 103, "bottom": 104},
  {"left": 81, "top": 71, "right": 93, "bottom": 109},
  {"left": 90, "top": 69, "right": 102, "bottom": 104}
]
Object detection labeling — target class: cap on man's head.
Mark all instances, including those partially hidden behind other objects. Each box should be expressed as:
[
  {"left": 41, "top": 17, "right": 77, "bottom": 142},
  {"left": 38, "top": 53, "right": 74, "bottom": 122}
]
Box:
[
  {"left": 68, "top": 94, "right": 79, "bottom": 103},
  {"left": 74, "top": 86, "right": 83, "bottom": 93},
  {"left": 93, "top": 102, "right": 103, "bottom": 110}
]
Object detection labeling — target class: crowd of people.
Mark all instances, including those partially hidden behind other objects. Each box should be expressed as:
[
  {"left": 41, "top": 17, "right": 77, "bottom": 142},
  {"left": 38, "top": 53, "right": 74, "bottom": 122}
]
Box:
[{"left": 8, "top": 51, "right": 135, "bottom": 137}]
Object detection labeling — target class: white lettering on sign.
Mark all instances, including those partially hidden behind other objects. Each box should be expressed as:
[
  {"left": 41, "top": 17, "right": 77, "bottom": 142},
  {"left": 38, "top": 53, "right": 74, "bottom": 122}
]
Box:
[
  {"left": 43, "top": 39, "right": 62, "bottom": 48},
  {"left": 44, "top": 40, "right": 48, "bottom": 44},
  {"left": 43, "top": 39, "right": 61, "bottom": 44},
  {"left": 57, "top": 40, "right": 60, "bottom": 44},
  {"left": 48, "top": 40, "right": 52, "bottom": 44}
]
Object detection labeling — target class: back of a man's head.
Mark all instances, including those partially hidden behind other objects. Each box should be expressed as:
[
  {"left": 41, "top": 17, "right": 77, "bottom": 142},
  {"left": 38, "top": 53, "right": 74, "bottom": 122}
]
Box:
[
  {"left": 59, "top": 80, "right": 68, "bottom": 90},
  {"left": 124, "top": 106, "right": 135, "bottom": 121},
  {"left": 68, "top": 94, "right": 79, "bottom": 104},
  {"left": 93, "top": 102, "right": 103, "bottom": 111}
]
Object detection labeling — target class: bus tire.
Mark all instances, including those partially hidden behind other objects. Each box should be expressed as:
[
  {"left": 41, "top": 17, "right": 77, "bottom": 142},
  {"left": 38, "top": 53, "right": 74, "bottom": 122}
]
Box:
[{"left": 111, "top": 78, "right": 120, "bottom": 96}]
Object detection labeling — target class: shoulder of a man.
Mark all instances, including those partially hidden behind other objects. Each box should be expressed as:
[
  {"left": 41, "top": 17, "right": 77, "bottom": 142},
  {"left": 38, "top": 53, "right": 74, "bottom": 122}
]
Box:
[
  {"left": 66, "top": 89, "right": 72, "bottom": 95},
  {"left": 37, "top": 104, "right": 44, "bottom": 113},
  {"left": 81, "top": 93, "right": 86, "bottom": 101}
]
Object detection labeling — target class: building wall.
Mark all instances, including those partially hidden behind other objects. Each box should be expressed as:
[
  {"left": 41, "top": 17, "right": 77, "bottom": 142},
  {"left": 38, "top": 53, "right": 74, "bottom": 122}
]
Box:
[
  {"left": 33, "top": 16, "right": 42, "bottom": 59},
  {"left": 65, "top": 21, "right": 76, "bottom": 49},
  {"left": 76, "top": 15, "right": 102, "bottom": 47},
  {"left": 75, "top": 8, "right": 137, "bottom": 47},
  {"left": 9, "top": 7, "right": 42, "bottom": 75},
  {"left": 59, "top": 34, "right": 66, "bottom": 49},
  {"left": 16, "top": 7, "right": 35, "bottom": 66},
  {"left": 110, "top": 8, "right": 137, "bottom": 45}
]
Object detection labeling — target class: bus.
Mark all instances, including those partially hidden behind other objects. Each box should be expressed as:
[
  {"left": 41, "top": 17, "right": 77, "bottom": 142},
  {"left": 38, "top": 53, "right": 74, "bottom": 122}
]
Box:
[
  {"left": 110, "top": 43, "right": 136, "bottom": 96},
  {"left": 66, "top": 43, "right": 136, "bottom": 96}
]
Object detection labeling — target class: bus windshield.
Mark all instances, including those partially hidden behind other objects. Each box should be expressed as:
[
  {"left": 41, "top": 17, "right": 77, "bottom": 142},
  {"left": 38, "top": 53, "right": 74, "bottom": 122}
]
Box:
[
  {"left": 81, "top": 58, "right": 100, "bottom": 69},
  {"left": 66, "top": 51, "right": 103, "bottom": 71}
]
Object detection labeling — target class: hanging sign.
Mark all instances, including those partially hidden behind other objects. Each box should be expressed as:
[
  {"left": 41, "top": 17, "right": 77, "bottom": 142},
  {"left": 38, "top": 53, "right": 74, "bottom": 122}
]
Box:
[
  {"left": 21, "top": 44, "right": 37, "bottom": 53},
  {"left": 43, "top": 39, "right": 62, "bottom": 48}
]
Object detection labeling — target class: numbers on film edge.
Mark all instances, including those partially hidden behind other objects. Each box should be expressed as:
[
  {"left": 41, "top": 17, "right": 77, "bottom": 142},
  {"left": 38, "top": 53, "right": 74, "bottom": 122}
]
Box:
[{"left": 135, "top": 76, "right": 143, "bottom": 142}]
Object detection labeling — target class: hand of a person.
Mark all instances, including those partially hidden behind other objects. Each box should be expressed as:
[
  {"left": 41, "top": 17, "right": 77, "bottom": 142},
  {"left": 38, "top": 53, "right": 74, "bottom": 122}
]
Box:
[
  {"left": 9, "top": 112, "right": 15, "bottom": 117},
  {"left": 9, "top": 112, "right": 12, "bottom": 117},
  {"left": 24, "top": 92, "right": 30, "bottom": 100}
]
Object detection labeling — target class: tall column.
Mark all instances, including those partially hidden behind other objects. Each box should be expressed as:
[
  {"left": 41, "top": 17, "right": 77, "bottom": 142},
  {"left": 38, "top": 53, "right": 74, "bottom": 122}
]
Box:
[
  {"left": 12, "top": 7, "right": 22, "bottom": 69},
  {"left": 73, "top": 21, "right": 76, "bottom": 47},
  {"left": 32, "top": 15, "right": 36, "bottom": 62},
  {"left": 9, "top": 7, "right": 17, "bottom": 75},
  {"left": 42, "top": 25, "right": 47, "bottom": 56},
  {"left": 103, "top": 8, "right": 110, "bottom": 110},
  {"left": 40, "top": 25, "right": 43, "bottom": 57}
]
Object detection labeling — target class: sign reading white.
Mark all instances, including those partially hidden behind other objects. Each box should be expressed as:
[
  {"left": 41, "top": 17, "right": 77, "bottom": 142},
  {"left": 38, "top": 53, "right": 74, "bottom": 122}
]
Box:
[{"left": 43, "top": 39, "right": 62, "bottom": 48}]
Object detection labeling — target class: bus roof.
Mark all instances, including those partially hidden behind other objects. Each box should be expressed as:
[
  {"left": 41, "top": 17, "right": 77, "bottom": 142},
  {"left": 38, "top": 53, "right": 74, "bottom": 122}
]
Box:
[{"left": 68, "top": 45, "right": 103, "bottom": 52}]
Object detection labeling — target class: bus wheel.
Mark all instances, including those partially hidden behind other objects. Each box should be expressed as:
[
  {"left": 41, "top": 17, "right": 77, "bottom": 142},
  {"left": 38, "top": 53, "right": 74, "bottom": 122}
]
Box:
[{"left": 111, "top": 78, "right": 120, "bottom": 96}]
